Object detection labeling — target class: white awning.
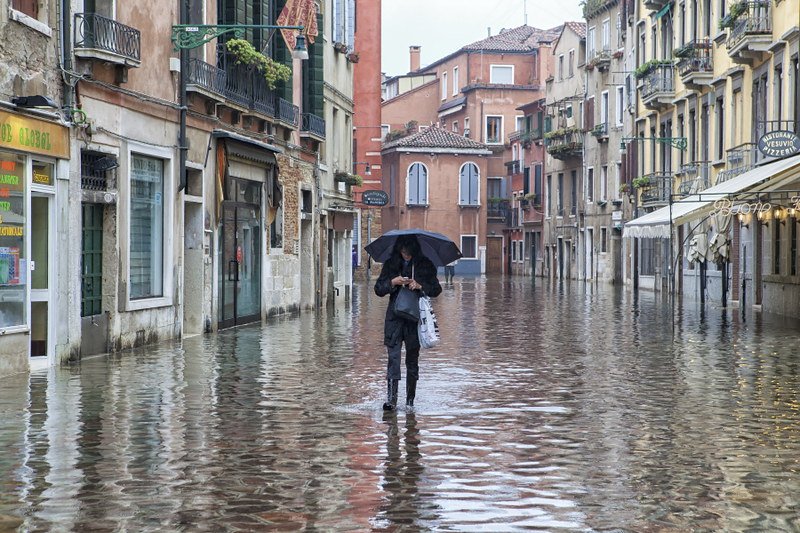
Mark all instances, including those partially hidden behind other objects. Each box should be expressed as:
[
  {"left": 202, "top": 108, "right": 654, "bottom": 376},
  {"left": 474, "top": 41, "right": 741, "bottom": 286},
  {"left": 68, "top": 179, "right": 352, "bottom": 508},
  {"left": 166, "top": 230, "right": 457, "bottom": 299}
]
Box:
[{"left": 624, "top": 153, "right": 800, "bottom": 238}]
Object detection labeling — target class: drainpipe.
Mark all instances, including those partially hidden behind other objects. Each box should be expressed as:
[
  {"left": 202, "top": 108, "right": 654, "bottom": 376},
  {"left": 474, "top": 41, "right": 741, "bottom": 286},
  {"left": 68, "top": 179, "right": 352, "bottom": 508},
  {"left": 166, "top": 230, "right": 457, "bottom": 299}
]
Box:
[
  {"left": 178, "top": 0, "right": 188, "bottom": 192},
  {"left": 60, "top": 0, "right": 73, "bottom": 113}
]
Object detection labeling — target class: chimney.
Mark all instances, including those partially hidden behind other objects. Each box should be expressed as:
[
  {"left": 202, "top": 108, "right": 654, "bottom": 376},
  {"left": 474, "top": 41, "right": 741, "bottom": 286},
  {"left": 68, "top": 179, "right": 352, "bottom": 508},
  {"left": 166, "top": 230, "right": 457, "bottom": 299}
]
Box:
[{"left": 409, "top": 46, "right": 421, "bottom": 72}]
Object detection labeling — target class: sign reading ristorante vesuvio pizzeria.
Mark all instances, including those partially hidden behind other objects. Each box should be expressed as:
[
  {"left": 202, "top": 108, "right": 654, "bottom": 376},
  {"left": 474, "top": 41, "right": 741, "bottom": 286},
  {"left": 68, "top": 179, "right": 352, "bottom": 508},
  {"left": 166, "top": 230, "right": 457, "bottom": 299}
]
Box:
[
  {"left": 0, "top": 109, "right": 70, "bottom": 159},
  {"left": 758, "top": 130, "right": 800, "bottom": 159}
]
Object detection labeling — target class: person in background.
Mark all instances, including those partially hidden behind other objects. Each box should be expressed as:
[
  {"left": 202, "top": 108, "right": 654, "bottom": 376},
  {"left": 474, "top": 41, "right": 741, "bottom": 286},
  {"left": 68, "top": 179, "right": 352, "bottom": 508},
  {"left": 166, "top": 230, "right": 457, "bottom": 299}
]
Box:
[
  {"left": 374, "top": 237, "right": 442, "bottom": 410},
  {"left": 444, "top": 260, "right": 457, "bottom": 283},
  {"left": 352, "top": 245, "right": 358, "bottom": 280}
]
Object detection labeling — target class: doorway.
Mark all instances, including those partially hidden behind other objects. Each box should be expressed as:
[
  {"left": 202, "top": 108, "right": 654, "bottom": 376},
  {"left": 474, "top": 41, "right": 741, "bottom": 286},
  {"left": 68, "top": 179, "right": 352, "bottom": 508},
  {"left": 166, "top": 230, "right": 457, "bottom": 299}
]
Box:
[
  {"left": 218, "top": 178, "right": 262, "bottom": 329},
  {"left": 30, "top": 194, "right": 53, "bottom": 363}
]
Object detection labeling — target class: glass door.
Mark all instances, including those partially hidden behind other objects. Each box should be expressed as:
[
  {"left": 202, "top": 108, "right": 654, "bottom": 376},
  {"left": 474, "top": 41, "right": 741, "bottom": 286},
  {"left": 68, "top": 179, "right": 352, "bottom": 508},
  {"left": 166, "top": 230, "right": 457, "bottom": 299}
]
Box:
[{"left": 30, "top": 194, "right": 52, "bottom": 359}]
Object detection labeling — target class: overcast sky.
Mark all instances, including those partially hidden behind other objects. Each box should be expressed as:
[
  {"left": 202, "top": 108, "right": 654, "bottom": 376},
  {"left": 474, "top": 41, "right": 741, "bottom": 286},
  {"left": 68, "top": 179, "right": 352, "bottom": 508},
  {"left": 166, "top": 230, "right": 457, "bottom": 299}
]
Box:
[{"left": 381, "top": 0, "right": 584, "bottom": 76}]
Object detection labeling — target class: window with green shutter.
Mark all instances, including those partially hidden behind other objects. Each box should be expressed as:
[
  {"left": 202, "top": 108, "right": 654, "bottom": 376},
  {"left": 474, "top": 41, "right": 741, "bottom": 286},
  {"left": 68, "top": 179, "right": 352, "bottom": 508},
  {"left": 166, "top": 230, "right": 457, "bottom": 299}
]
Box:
[{"left": 303, "top": 11, "right": 324, "bottom": 117}]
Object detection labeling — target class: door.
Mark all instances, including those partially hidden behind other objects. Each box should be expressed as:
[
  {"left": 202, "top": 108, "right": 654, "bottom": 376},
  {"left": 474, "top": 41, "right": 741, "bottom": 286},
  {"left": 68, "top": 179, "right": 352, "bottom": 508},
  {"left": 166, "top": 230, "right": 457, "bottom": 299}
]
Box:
[
  {"left": 218, "top": 179, "right": 262, "bottom": 329},
  {"left": 486, "top": 237, "right": 503, "bottom": 274},
  {"left": 30, "top": 194, "right": 53, "bottom": 360},
  {"left": 80, "top": 203, "right": 109, "bottom": 356}
]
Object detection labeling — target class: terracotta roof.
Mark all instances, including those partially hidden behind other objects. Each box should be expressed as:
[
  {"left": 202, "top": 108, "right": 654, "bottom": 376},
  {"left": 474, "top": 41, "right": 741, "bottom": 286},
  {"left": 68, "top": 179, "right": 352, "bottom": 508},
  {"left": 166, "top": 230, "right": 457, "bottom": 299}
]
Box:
[
  {"left": 383, "top": 127, "right": 489, "bottom": 151},
  {"left": 563, "top": 21, "right": 587, "bottom": 39},
  {"left": 461, "top": 25, "right": 563, "bottom": 53}
]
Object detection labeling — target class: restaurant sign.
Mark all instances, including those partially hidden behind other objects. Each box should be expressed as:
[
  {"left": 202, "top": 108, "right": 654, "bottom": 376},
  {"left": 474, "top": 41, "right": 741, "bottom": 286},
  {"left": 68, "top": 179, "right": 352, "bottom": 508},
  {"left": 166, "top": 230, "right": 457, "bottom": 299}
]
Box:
[
  {"left": 361, "top": 190, "right": 389, "bottom": 207},
  {"left": 758, "top": 130, "right": 800, "bottom": 159},
  {"left": 0, "top": 109, "right": 70, "bottom": 159}
]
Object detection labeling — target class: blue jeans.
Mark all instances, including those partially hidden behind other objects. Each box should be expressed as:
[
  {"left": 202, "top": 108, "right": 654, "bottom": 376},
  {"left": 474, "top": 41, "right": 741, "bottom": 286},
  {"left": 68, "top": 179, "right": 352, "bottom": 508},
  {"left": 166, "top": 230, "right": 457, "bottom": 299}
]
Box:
[{"left": 387, "top": 342, "right": 420, "bottom": 381}]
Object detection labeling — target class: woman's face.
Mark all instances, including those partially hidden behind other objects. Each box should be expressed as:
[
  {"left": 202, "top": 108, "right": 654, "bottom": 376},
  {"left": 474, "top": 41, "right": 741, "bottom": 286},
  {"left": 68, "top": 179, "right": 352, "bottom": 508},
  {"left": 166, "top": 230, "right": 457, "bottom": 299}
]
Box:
[{"left": 400, "top": 247, "right": 412, "bottom": 261}]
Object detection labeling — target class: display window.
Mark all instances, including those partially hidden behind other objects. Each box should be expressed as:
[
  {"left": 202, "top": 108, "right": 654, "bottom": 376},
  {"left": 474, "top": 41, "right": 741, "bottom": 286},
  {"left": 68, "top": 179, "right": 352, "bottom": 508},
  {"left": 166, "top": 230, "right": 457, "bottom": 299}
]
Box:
[{"left": 0, "top": 152, "right": 27, "bottom": 329}]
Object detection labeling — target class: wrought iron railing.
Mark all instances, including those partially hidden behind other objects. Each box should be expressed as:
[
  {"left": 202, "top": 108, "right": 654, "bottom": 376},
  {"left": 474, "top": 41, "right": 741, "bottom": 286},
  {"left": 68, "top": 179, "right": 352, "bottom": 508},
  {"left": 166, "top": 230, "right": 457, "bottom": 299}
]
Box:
[
  {"left": 676, "top": 40, "right": 713, "bottom": 78},
  {"left": 727, "top": 1, "right": 771, "bottom": 50},
  {"left": 187, "top": 59, "right": 227, "bottom": 97},
  {"left": 74, "top": 13, "right": 141, "bottom": 62},
  {"left": 641, "top": 64, "right": 674, "bottom": 100},
  {"left": 590, "top": 122, "right": 608, "bottom": 139},
  {"left": 278, "top": 98, "right": 299, "bottom": 126},
  {"left": 639, "top": 172, "right": 672, "bottom": 206},
  {"left": 545, "top": 129, "right": 583, "bottom": 159},
  {"left": 717, "top": 143, "right": 757, "bottom": 182},
  {"left": 222, "top": 58, "right": 252, "bottom": 108},
  {"left": 505, "top": 160, "right": 522, "bottom": 175},
  {"left": 301, "top": 113, "right": 325, "bottom": 137},
  {"left": 80, "top": 152, "right": 111, "bottom": 191},
  {"left": 487, "top": 199, "right": 510, "bottom": 220}
]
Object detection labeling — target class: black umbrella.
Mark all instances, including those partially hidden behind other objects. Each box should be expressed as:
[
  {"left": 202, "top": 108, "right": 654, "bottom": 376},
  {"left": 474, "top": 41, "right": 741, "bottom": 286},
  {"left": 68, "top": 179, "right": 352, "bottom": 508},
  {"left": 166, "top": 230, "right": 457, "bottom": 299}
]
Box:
[{"left": 365, "top": 229, "right": 462, "bottom": 267}]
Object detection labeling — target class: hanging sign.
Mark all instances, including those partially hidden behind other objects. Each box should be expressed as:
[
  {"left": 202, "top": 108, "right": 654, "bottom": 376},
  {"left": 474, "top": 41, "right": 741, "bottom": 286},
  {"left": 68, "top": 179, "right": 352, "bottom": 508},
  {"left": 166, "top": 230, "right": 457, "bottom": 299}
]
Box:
[
  {"left": 361, "top": 190, "right": 389, "bottom": 207},
  {"left": 758, "top": 130, "right": 800, "bottom": 159}
]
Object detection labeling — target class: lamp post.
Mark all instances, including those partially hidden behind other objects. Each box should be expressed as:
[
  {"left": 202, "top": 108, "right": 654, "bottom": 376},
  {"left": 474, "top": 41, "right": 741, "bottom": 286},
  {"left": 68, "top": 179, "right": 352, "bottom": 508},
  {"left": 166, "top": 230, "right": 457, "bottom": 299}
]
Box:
[{"left": 171, "top": 22, "right": 307, "bottom": 191}]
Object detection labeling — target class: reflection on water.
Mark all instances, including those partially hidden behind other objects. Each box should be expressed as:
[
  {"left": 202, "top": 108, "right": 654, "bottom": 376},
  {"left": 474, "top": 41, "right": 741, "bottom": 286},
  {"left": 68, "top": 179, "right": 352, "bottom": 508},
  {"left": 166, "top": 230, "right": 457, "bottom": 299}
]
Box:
[{"left": 1, "top": 278, "right": 800, "bottom": 531}]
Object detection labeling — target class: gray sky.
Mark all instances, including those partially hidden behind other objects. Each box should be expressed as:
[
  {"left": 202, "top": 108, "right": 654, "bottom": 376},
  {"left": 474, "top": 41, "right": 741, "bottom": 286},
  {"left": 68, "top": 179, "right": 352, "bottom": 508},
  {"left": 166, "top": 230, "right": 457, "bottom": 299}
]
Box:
[{"left": 381, "top": 0, "right": 584, "bottom": 76}]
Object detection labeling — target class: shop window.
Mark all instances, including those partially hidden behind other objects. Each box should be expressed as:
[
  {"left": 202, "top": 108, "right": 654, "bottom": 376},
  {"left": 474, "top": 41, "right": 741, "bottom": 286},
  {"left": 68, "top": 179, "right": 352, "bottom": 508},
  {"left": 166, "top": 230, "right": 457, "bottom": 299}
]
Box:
[
  {"left": 0, "top": 153, "right": 26, "bottom": 329},
  {"left": 130, "top": 154, "right": 165, "bottom": 299}
]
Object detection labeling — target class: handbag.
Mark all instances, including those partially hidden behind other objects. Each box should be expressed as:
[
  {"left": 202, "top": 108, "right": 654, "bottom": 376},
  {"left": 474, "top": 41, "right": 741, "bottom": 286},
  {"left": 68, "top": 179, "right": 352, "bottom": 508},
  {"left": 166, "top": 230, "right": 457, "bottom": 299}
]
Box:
[
  {"left": 394, "top": 286, "right": 420, "bottom": 322},
  {"left": 418, "top": 294, "right": 440, "bottom": 349}
]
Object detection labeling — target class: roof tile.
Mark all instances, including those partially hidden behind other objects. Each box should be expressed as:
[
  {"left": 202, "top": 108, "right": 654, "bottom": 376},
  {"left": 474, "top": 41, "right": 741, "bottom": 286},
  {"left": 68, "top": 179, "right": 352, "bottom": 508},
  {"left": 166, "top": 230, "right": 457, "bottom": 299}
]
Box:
[{"left": 383, "top": 127, "right": 489, "bottom": 151}]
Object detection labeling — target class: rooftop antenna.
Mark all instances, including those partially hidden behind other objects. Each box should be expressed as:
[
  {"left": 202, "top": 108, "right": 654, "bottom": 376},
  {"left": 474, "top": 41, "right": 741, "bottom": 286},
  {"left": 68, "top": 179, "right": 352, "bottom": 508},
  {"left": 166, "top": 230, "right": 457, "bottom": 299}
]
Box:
[{"left": 524, "top": 0, "right": 528, "bottom": 25}]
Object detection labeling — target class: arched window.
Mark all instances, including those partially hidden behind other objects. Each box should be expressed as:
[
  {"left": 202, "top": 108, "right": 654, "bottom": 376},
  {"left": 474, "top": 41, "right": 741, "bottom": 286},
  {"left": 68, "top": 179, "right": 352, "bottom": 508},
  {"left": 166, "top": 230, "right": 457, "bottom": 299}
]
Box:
[
  {"left": 459, "top": 162, "right": 480, "bottom": 205},
  {"left": 407, "top": 163, "right": 428, "bottom": 205}
]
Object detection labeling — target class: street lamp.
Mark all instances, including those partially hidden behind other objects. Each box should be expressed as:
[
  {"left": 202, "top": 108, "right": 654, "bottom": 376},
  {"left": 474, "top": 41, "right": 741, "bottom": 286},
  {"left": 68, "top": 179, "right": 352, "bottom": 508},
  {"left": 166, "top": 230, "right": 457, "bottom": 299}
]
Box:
[
  {"left": 171, "top": 22, "right": 308, "bottom": 191},
  {"left": 353, "top": 161, "right": 371, "bottom": 176}
]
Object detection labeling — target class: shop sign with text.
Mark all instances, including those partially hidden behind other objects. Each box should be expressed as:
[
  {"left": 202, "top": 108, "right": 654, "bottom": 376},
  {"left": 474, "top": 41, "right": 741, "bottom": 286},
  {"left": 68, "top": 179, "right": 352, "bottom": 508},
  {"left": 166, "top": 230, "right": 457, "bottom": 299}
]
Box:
[
  {"left": 0, "top": 110, "right": 70, "bottom": 159},
  {"left": 758, "top": 131, "right": 800, "bottom": 159}
]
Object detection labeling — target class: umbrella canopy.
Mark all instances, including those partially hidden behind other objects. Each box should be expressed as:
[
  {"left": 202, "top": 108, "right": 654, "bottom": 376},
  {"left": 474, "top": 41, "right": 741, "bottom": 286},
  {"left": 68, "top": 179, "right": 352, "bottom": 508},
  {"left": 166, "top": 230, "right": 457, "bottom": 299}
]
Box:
[{"left": 365, "top": 229, "right": 462, "bottom": 267}]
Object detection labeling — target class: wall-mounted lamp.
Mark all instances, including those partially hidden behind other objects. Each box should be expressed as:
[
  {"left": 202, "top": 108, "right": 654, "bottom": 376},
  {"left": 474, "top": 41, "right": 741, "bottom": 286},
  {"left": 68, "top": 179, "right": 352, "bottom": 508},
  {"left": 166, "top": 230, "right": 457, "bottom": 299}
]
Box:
[
  {"left": 774, "top": 206, "right": 787, "bottom": 225},
  {"left": 11, "top": 95, "right": 59, "bottom": 109},
  {"left": 353, "top": 161, "right": 371, "bottom": 175},
  {"left": 292, "top": 34, "right": 309, "bottom": 60}
]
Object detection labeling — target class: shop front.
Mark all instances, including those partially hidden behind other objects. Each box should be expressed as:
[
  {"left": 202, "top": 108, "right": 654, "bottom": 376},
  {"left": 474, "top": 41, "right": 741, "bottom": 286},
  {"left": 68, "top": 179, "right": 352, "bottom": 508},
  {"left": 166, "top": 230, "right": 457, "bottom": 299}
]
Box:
[{"left": 0, "top": 109, "right": 70, "bottom": 376}]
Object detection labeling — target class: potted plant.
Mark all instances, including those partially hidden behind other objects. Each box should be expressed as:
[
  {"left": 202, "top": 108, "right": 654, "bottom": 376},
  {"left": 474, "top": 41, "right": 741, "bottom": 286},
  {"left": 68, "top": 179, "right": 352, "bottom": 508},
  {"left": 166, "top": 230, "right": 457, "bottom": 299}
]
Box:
[
  {"left": 632, "top": 176, "right": 651, "bottom": 189},
  {"left": 347, "top": 52, "right": 360, "bottom": 63},
  {"left": 334, "top": 172, "right": 363, "bottom": 186},
  {"left": 226, "top": 39, "right": 291, "bottom": 90},
  {"left": 619, "top": 183, "right": 631, "bottom": 195},
  {"left": 634, "top": 59, "right": 674, "bottom": 79}
]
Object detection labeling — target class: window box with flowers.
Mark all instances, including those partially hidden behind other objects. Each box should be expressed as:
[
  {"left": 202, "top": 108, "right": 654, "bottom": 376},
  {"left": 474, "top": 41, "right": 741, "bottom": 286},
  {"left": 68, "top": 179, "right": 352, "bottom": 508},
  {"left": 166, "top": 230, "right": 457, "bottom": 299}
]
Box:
[
  {"left": 226, "top": 39, "right": 291, "bottom": 89},
  {"left": 632, "top": 176, "right": 651, "bottom": 189},
  {"left": 347, "top": 52, "right": 359, "bottom": 63},
  {"left": 334, "top": 172, "right": 363, "bottom": 186}
]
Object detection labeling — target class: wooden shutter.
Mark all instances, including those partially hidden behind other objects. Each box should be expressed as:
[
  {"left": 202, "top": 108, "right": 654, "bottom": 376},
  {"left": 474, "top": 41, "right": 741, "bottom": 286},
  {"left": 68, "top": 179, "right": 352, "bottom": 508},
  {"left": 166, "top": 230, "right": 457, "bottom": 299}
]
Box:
[
  {"left": 585, "top": 98, "right": 595, "bottom": 131},
  {"left": 419, "top": 165, "right": 428, "bottom": 204},
  {"left": 303, "top": 11, "right": 325, "bottom": 117},
  {"left": 408, "top": 164, "right": 419, "bottom": 204},
  {"left": 523, "top": 167, "right": 530, "bottom": 195},
  {"left": 12, "top": 0, "right": 38, "bottom": 18}
]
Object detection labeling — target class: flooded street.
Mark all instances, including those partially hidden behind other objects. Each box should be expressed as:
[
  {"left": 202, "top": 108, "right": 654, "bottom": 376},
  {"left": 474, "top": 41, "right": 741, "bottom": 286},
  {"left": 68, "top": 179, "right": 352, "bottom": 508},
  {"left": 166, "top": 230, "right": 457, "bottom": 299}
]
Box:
[{"left": 1, "top": 277, "right": 800, "bottom": 531}]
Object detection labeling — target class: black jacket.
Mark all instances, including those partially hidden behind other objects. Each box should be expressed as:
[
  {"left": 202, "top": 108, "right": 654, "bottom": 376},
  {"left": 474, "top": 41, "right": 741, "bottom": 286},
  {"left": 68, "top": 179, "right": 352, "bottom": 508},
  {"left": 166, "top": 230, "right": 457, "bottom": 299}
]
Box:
[{"left": 374, "top": 254, "right": 442, "bottom": 349}]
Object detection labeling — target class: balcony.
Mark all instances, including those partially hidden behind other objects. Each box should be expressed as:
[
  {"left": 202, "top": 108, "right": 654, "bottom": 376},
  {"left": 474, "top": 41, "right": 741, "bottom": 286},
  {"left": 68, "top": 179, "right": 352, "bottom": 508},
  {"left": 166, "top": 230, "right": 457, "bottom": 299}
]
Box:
[
  {"left": 487, "top": 199, "right": 510, "bottom": 221},
  {"left": 637, "top": 172, "right": 672, "bottom": 208},
  {"left": 186, "top": 59, "right": 227, "bottom": 101},
  {"left": 717, "top": 143, "right": 757, "bottom": 183},
  {"left": 725, "top": 1, "right": 772, "bottom": 64},
  {"left": 278, "top": 97, "right": 299, "bottom": 127},
  {"left": 589, "top": 122, "right": 609, "bottom": 142},
  {"left": 675, "top": 40, "right": 713, "bottom": 88},
  {"left": 676, "top": 162, "right": 709, "bottom": 196},
  {"left": 300, "top": 113, "right": 326, "bottom": 141},
  {"left": 545, "top": 128, "right": 583, "bottom": 160},
  {"left": 505, "top": 160, "right": 522, "bottom": 175},
  {"left": 643, "top": 0, "right": 670, "bottom": 11},
  {"left": 640, "top": 63, "right": 675, "bottom": 109},
  {"left": 74, "top": 13, "right": 141, "bottom": 68},
  {"left": 587, "top": 49, "right": 612, "bottom": 72}
]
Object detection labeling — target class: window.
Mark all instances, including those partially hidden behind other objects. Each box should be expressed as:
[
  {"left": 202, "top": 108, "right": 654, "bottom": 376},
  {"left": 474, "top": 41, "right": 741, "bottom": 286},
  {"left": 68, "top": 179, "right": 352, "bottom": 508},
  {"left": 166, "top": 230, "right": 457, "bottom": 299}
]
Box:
[
  {"left": 602, "top": 19, "right": 610, "bottom": 50},
  {"left": 485, "top": 116, "right": 503, "bottom": 144},
  {"left": 792, "top": 219, "right": 797, "bottom": 276},
  {"left": 512, "top": 240, "right": 518, "bottom": 262},
  {"left": 557, "top": 173, "right": 564, "bottom": 216},
  {"left": 616, "top": 86, "right": 624, "bottom": 126},
  {"left": 464, "top": 117, "right": 471, "bottom": 137},
  {"left": 12, "top": 0, "right": 38, "bottom": 18},
  {"left": 516, "top": 115, "right": 525, "bottom": 132},
  {"left": 641, "top": 238, "right": 655, "bottom": 275},
  {"left": 568, "top": 50, "right": 575, "bottom": 78},
  {"left": 459, "top": 162, "right": 480, "bottom": 206},
  {"left": 0, "top": 152, "right": 27, "bottom": 329},
  {"left": 130, "top": 154, "right": 165, "bottom": 299},
  {"left": 534, "top": 164, "right": 542, "bottom": 204},
  {"left": 601, "top": 165, "right": 608, "bottom": 201},
  {"left": 601, "top": 227, "right": 608, "bottom": 253},
  {"left": 461, "top": 235, "right": 477, "bottom": 259},
  {"left": 269, "top": 171, "right": 283, "bottom": 249},
  {"left": 441, "top": 71, "right": 448, "bottom": 100},
  {"left": 587, "top": 167, "right": 594, "bottom": 203},
  {"left": 587, "top": 26, "right": 596, "bottom": 59},
  {"left": 518, "top": 241, "right": 524, "bottom": 263},
  {"left": 570, "top": 170, "right": 577, "bottom": 215},
  {"left": 332, "top": 0, "right": 356, "bottom": 48},
  {"left": 490, "top": 65, "right": 514, "bottom": 84},
  {"left": 615, "top": 162, "right": 622, "bottom": 199},
  {"left": 546, "top": 174, "right": 552, "bottom": 215},
  {"left": 406, "top": 163, "right": 428, "bottom": 205},
  {"left": 716, "top": 97, "right": 724, "bottom": 160},
  {"left": 601, "top": 91, "right": 609, "bottom": 125},
  {"left": 558, "top": 55, "right": 564, "bottom": 80},
  {"left": 381, "top": 124, "right": 390, "bottom": 140},
  {"left": 452, "top": 121, "right": 459, "bottom": 133},
  {"left": 453, "top": 66, "right": 459, "bottom": 96},
  {"left": 775, "top": 65, "right": 783, "bottom": 121}
]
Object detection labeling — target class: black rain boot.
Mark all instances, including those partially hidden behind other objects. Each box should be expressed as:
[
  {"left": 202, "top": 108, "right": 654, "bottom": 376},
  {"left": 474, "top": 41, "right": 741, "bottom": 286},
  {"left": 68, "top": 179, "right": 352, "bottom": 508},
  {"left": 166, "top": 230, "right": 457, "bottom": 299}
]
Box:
[
  {"left": 406, "top": 378, "right": 417, "bottom": 407},
  {"left": 383, "top": 379, "right": 399, "bottom": 411}
]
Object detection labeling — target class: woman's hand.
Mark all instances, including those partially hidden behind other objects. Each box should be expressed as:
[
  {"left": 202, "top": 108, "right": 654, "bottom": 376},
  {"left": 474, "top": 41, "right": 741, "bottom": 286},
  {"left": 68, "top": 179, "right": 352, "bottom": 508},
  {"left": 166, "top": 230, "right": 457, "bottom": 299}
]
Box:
[
  {"left": 391, "top": 276, "right": 409, "bottom": 287},
  {"left": 408, "top": 279, "right": 421, "bottom": 291}
]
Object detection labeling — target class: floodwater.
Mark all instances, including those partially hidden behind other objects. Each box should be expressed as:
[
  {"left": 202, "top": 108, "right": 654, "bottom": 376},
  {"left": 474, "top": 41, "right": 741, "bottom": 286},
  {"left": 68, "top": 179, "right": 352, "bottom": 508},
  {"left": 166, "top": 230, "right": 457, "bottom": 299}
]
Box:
[{"left": 1, "top": 277, "right": 800, "bottom": 532}]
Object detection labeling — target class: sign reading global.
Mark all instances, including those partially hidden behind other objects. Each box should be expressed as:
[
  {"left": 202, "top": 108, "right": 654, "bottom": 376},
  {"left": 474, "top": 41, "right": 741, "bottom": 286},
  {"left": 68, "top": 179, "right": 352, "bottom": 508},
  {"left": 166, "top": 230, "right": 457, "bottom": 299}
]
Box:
[
  {"left": 361, "top": 190, "right": 389, "bottom": 206},
  {"left": 758, "top": 130, "right": 800, "bottom": 158}
]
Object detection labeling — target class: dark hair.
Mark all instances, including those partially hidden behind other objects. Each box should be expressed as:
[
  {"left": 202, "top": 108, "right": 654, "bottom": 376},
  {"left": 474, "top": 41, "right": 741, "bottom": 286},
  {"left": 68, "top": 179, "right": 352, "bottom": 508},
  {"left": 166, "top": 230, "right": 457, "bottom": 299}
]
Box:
[{"left": 394, "top": 236, "right": 420, "bottom": 257}]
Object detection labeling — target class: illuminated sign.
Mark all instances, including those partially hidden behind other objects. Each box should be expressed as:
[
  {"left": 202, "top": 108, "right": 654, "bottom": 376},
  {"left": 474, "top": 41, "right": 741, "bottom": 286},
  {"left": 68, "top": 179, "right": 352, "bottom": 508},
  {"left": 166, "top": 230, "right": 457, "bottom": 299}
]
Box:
[{"left": 0, "top": 110, "right": 70, "bottom": 159}]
